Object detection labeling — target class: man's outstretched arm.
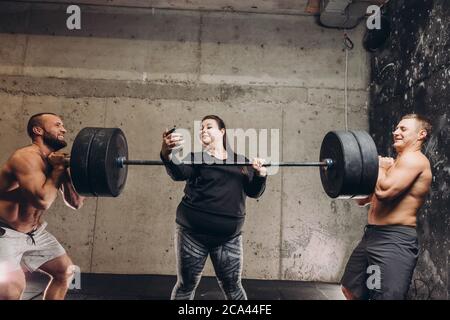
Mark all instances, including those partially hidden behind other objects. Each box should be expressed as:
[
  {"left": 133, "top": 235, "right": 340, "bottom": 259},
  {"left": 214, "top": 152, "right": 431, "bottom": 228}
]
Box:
[{"left": 60, "top": 168, "right": 85, "bottom": 210}]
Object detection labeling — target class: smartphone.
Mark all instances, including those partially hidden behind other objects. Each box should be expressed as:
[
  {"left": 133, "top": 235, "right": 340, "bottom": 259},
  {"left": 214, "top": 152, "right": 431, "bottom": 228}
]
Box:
[
  {"left": 167, "top": 127, "right": 176, "bottom": 135},
  {"left": 168, "top": 126, "right": 183, "bottom": 152}
]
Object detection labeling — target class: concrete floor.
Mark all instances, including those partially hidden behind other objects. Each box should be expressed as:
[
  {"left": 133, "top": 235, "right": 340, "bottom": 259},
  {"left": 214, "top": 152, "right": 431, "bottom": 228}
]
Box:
[{"left": 23, "top": 272, "right": 345, "bottom": 300}]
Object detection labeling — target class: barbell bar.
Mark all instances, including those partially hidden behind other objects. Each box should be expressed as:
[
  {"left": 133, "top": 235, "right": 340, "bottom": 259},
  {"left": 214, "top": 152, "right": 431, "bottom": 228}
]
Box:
[
  {"left": 115, "top": 158, "right": 334, "bottom": 168},
  {"left": 69, "top": 127, "right": 379, "bottom": 199}
]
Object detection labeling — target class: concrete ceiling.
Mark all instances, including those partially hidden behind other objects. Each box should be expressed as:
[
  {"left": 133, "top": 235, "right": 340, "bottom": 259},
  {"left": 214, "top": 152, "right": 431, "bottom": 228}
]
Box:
[{"left": 17, "top": 0, "right": 313, "bottom": 15}]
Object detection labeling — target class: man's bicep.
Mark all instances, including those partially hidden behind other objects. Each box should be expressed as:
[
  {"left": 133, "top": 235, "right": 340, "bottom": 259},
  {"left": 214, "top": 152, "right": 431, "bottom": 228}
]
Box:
[{"left": 382, "top": 158, "right": 422, "bottom": 194}]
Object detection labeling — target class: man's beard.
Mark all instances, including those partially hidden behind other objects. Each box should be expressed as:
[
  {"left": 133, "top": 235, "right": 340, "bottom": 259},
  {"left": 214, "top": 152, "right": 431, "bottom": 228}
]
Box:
[{"left": 43, "top": 131, "right": 67, "bottom": 151}]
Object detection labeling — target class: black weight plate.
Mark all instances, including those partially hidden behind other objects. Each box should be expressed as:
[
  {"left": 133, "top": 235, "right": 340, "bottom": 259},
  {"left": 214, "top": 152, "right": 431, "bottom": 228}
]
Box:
[
  {"left": 350, "top": 130, "right": 379, "bottom": 198},
  {"left": 88, "top": 128, "right": 128, "bottom": 197},
  {"left": 70, "top": 127, "right": 100, "bottom": 196},
  {"left": 320, "top": 131, "right": 363, "bottom": 199}
]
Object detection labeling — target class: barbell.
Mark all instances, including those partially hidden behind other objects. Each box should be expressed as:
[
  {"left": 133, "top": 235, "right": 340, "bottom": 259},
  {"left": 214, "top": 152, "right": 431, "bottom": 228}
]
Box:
[{"left": 69, "top": 127, "right": 379, "bottom": 199}]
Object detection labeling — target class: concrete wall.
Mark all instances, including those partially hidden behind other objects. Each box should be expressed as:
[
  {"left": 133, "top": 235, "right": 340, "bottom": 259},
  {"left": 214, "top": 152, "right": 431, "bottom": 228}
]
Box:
[
  {"left": 369, "top": 0, "right": 449, "bottom": 299},
  {"left": 0, "top": 1, "right": 370, "bottom": 282},
  {"left": 23, "top": 0, "right": 312, "bottom": 15}
]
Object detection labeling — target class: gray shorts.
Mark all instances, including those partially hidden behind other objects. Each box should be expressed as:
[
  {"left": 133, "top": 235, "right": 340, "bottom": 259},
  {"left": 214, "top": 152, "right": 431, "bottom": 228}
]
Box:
[
  {"left": 0, "top": 221, "right": 66, "bottom": 273},
  {"left": 341, "top": 224, "right": 419, "bottom": 300}
]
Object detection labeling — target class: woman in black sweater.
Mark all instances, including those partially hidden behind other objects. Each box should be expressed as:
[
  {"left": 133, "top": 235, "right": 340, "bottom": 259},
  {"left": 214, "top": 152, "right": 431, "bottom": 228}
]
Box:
[{"left": 160, "top": 115, "right": 267, "bottom": 300}]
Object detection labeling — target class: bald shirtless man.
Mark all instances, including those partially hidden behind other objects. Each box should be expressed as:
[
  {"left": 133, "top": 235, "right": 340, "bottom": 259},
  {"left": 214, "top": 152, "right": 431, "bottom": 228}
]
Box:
[
  {"left": 0, "top": 113, "right": 85, "bottom": 300},
  {"left": 341, "top": 114, "right": 432, "bottom": 300}
]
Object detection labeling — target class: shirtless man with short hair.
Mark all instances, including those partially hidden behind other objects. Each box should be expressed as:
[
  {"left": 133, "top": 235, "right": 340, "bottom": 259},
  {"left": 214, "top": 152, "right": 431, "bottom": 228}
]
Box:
[
  {"left": 0, "top": 113, "right": 84, "bottom": 300},
  {"left": 341, "top": 114, "right": 432, "bottom": 300}
]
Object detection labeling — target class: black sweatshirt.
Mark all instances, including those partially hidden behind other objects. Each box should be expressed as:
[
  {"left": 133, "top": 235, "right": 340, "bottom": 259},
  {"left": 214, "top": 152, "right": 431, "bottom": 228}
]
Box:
[{"left": 161, "top": 151, "right": 267, "bottom": 238}]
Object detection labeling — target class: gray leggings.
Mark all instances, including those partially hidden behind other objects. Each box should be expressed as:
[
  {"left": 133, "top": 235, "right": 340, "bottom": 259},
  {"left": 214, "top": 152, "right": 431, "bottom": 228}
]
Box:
[{"left": 171, "top": 226, "right": 247, "bottom": 300}]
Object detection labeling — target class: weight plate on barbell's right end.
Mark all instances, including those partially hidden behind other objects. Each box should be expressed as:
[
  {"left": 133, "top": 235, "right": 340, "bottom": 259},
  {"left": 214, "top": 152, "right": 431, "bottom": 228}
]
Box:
[
  {"left": 319, "top": 131, "right": 363, "bottom": 199},
  {"left": 106, "top": 128, "right": 128, "bottom": 197},
  {"left": 88, "top": 128, "right": 128, "bottom": 197},
  {"left": 70, "top": 127, "right": 100, "bottom": 197},
  {"left": 350, "top": 130, "right": 379, "bottom": 198}
]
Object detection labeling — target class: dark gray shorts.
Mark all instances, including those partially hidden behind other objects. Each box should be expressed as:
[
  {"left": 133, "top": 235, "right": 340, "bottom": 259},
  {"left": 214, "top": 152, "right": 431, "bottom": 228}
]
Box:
[{"left": 341, "top": 224, "right": 419, "bottom": 300}]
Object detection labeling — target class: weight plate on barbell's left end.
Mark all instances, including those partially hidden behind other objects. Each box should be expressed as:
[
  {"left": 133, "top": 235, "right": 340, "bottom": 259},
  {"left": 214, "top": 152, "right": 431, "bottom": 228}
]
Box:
[
  {"left": 88, "top": 128, "right": 128, "bottom": 197},
  {"left": 70, "top": 127, "right": 100, "bottom": 197},
  {"left": 319, "top": 131, "right": 363, "bottom": 199},
  {"left": 350, "top": 130, "right": 379, "bottom": 198}
]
